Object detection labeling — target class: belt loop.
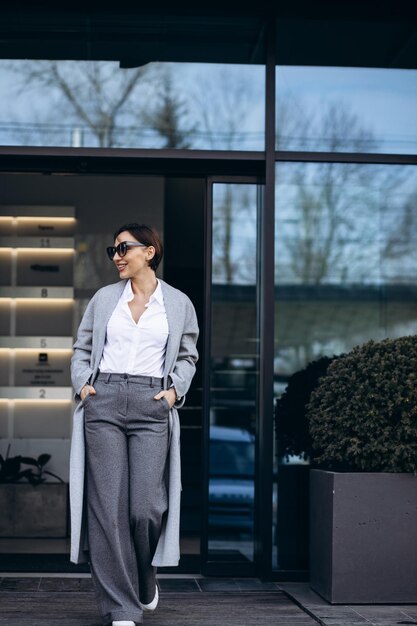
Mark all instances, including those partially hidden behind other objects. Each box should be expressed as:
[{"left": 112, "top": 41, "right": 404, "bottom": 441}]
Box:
[
  {"left": 150, "top": 376, "right": 154, "bottom": 388},
  {"left": 106, "top": 373, "right": 111, "bottom": 384}
]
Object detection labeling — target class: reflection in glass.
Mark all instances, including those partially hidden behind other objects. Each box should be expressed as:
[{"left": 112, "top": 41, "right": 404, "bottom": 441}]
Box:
[
  {"left": 273, "top": 162, "right": 417, "bottom": 570},
  {"left": 0, "top": 61, "right": 264, "bottom": 150},
  {"left": 276, "top": 66, "right": 417, "bottom": 154},
  {"left": 208, "top": 183, "right": 260, "bottom": 564}
]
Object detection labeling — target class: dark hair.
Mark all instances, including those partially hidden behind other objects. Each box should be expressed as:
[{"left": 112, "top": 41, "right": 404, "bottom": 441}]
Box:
[{"left": 113, "top": 223, "right": 163, "bottom": 272}]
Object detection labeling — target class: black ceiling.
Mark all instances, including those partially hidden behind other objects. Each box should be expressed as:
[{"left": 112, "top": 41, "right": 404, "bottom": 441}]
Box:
[{"left": 0, "top": 1, "right": 416, "bottom": 68}]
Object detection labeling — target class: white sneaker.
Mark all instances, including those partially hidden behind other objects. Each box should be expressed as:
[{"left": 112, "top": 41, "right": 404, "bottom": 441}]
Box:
[
  {"left": 139, "top": 584, "right": 159, "bottom": 612},
  {"left": 112, "top": 621, "right": 135, "bottom": 626}
]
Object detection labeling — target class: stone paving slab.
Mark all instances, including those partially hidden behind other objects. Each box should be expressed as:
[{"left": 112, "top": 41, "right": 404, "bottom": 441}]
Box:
[
  {"left": 0, "top": 577, "right": 318, "bottom": 625},
  {"left": 278, "top": 583, "right": 417, "bottom": 626}
]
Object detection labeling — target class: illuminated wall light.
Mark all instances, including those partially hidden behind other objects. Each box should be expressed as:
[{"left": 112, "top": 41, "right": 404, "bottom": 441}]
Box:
[
  {"left": 14, "top": 349, "right": 73, "bottom": 355},
  {"left": 0, "top": 300, "right": 74, "bottom": 306},
  {"left": 0, "top": 217, "right": 76, "bottom": 222},
  {"left": 14, "top": 298, "right": 74, "bottom": 304},
  {"left": 16, "top": 217, "right": 76, "bottom": 223},
  {"left": 0, "top": 346, "right": 74, "bottom": 353},
  {"left": 0, "top": 297, "right": 75, "bottom": 307},
  {"left": 16, "top": 248, "right": 75, "bottom": 253},
  {"left": 12, "top": 399, "right": 72, "bottom": 404}
]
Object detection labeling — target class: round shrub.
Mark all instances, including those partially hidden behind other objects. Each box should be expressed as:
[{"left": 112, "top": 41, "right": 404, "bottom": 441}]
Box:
[{"left": 306, "top": 336, "right": 417, "bottom": 472}]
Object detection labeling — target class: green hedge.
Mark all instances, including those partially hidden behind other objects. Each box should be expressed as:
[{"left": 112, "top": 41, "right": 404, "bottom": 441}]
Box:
[{"left": 306, "top": 336, "right": 417, "bottom": 472}]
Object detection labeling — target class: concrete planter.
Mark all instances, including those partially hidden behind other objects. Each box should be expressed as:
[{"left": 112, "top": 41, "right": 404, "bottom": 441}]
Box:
[
  {"left": 310, "top": 469, "right": 417, "bottom": 603},
  {"left": 0, "top": 483, "right": 68, "bottom": 538}
]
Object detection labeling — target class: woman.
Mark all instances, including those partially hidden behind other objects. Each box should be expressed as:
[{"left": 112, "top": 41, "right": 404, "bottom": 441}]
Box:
[{"left": 69, "top": 223, "right": 199, "bottom": 626}]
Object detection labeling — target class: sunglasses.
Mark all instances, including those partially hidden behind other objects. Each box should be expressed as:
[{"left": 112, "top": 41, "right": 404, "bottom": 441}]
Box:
[{"left": 106, "top": 241, "right": 147, "bottom": 260}]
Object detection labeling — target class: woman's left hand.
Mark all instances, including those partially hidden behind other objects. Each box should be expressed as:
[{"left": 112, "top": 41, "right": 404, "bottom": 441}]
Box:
[{"left": 154, "top": 387, "right": 176, "bottom": 409}]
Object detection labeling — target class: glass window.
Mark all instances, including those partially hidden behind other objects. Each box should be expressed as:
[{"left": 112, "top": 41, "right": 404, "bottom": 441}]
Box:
[
  {"left": 276, "top": 67, "right": 417, "bottom": 154},
  {"left": 207, "top": 182, "right": 261, "bottom": 567},
  {"left": 273, "top": 162, "right": 417, "bottom": 570},
  {"left": 0, "top": 61, "right": 264, "bottom": 150}
]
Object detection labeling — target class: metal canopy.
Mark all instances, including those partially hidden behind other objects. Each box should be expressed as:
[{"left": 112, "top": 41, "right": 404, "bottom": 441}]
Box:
[{"left": 0, "top": 1, "right": 416, "bottom": 68}]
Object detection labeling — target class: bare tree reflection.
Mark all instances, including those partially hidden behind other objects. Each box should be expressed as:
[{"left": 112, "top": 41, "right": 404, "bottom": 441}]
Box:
[
  {"left": 276, "top": 104, "right": 412, "bottom": 285},
  {"left": 141, "top": 66, "right": 196, "bottom": 148},
  {"left": 5, "top": 60, "right": 154, "bottom": 147},
  {"left": 192, "top": 67, "right": 263, "bottom": 150},
  {"left": 212, "top": 184, "right": 256, "bottom": 284}
]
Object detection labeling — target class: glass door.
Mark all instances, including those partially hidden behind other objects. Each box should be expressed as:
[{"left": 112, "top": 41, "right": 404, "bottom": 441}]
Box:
[{"left": 202, "top": 177, "right": 263, "bottom": 575}]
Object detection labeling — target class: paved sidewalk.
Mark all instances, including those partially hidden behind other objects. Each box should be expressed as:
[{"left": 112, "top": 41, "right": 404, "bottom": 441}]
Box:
[
  {"left": 0, "top": 575, "right": 317, "bottom": 625},
  {"left": 2, "top": 575, "right": 416, "bottom": 625},
  {"left": 279, "top": 582, "right": 417, "bottom": 626}
]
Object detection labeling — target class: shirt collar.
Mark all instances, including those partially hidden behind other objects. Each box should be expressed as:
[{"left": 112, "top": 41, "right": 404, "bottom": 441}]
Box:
[
  {"left": 149, "top": 279, "right": 164, "bottom": 306},
  {"left": 123, "top": 278, "right": 164, "bottom": 306}
]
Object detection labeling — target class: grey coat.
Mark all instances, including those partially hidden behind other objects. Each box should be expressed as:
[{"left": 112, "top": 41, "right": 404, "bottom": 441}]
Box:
[{"left": 69, "top": 278, "right": 199, "bottom": 566}]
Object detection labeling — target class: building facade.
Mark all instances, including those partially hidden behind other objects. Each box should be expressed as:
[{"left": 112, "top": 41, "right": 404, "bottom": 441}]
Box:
[{"left": 0, "top": 1, "right": 416, "bottom": 580}]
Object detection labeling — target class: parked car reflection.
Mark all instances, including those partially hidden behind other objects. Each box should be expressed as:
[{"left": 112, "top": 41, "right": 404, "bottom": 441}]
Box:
[{"left": 209, "top": 425, "right": 255, "bottom": 533}]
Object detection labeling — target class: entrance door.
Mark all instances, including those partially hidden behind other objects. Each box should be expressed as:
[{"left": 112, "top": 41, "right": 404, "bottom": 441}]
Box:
[{"left": 202, "top": 177, "right": 263, "bottom": 576}]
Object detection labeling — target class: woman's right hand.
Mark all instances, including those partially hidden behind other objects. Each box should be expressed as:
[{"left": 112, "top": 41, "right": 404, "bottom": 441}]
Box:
[{"left": 81, "top": 384, "right": 96, "bottom": 401}]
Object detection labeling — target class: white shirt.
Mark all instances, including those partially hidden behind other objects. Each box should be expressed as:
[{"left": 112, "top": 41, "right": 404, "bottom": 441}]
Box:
[{"left": 99, "top": 278, "right": 169, "bottom": 377}]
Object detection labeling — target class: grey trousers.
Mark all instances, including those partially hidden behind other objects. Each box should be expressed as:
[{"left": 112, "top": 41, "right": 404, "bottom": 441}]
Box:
[{"left": 83, "top": 371, "right": 170, "bottom": 625}]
